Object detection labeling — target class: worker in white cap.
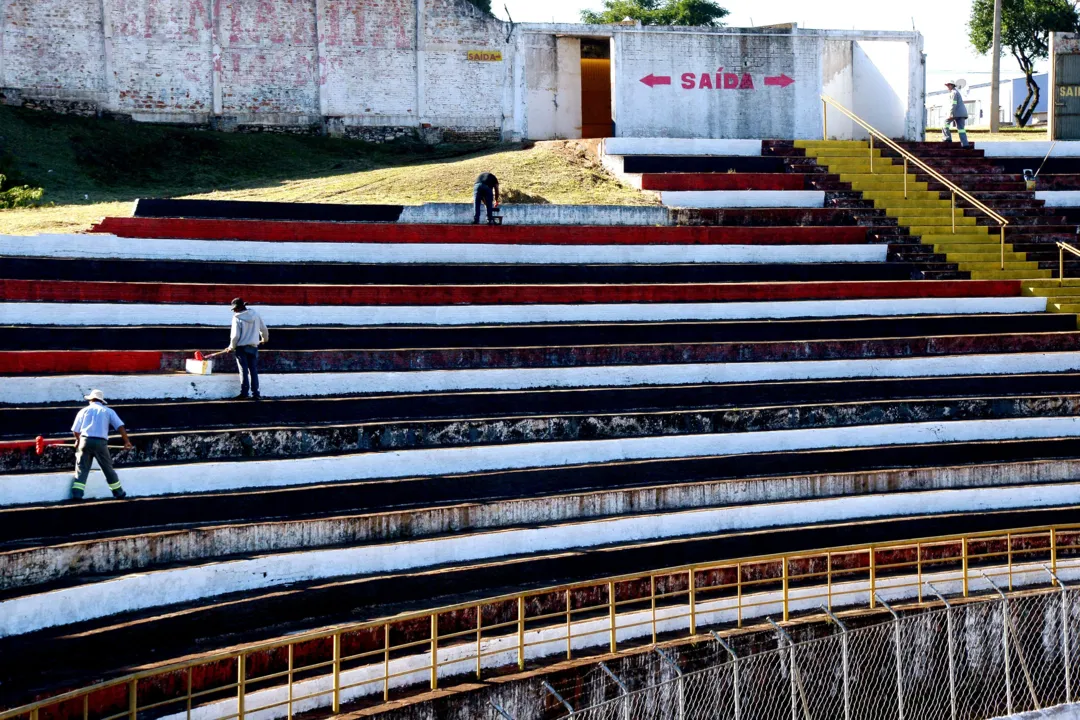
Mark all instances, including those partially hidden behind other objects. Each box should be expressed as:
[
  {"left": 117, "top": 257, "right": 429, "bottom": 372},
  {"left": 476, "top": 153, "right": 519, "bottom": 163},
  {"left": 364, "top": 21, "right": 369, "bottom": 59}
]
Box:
[
  {"left": 943, "top": 81, "right": 970, "bottom": 149},
  {"left": 70, "top": 389, "right": 133, "bottom": 501}
]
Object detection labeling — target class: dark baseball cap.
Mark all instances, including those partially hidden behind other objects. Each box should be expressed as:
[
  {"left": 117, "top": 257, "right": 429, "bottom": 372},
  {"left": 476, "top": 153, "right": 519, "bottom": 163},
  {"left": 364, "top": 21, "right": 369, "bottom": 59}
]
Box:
[{"left": 231, "top": 297, "right": 246, "bottom": 310}]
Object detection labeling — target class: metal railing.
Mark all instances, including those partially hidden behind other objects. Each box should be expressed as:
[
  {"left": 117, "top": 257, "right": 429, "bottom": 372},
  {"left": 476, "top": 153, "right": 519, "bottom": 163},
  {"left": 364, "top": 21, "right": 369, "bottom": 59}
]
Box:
[
  {"left": 821, "top": 94, "right": 1011, "bottom": 270},
  {"left": 1059, "top": 242, "right": 1080, "bottom": 284},
  {"left": 570, "top": 583, "right": 1079, "bottom": 720},
  {"left": 2, "top": 523, "right": 1078, "bottom": 720}
]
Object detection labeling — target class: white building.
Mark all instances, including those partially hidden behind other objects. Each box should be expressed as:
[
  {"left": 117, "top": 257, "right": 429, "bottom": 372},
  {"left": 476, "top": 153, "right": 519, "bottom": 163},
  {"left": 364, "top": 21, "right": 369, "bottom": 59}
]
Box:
[{"left": 926, "top": 73, "right": 1048, "bottom": 128}]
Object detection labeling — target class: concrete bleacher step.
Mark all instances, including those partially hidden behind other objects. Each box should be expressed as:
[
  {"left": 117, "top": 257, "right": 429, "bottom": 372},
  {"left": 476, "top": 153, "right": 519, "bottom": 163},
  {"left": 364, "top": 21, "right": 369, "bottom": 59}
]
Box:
[
  {"left": 8, "top": 369, "right": 1080, "bottom": 471},
  {"left": 1, "top": 258, "right": 938, "bottom": 285},
  {"left": 7, "top": 437, "right": 1080, "bottom": 553},
  {"left": 5, "top": 313, "right": 1069, "bottom": 352},
  {"left": 1, "top": 500, "right": 1077, "bottom": 708},
  {"left": 5, "top": 326, "right": 1077, "bottom": 375}
]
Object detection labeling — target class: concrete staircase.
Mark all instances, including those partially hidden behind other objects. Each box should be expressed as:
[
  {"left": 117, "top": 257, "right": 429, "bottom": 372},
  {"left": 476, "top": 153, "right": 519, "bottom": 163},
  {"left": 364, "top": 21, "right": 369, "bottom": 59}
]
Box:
[
  {"left": 4, "top": 168, "right": 1080, "bottom": 716},
  {"left": 795, "top": 140, "right": 1050, "bottom": 281}
]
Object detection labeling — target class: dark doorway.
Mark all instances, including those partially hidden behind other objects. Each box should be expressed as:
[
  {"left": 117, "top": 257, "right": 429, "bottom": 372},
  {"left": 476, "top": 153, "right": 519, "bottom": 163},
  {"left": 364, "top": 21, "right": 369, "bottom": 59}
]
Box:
[{"left": 580, "top": 39, "right": 613, "bottom": 138}]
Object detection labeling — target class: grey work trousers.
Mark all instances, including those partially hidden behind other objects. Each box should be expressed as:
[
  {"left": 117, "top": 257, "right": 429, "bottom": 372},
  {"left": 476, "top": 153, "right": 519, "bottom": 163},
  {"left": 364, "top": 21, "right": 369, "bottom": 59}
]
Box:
[
  {"left": 71, "top": 437, "right": 123, "bottom": 498},
  {"left": 942, "top": 117, "right": 969, "bottom": 148}
]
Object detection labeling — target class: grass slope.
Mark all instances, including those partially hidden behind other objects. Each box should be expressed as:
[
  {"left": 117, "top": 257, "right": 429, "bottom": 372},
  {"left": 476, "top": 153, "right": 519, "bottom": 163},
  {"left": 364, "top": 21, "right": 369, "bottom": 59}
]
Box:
[{"left": 0, "top": 107, "right": 649, "bottom": 235}]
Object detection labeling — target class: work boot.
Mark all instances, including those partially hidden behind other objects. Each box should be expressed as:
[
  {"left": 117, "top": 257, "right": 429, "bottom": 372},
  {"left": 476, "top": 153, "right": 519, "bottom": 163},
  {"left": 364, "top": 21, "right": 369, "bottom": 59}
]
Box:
[
  {"left": 234, "top": 392, "right": 250, "bottom": 400},
  {"left": 252, "top": 392, "right": 262, "bottom": 402},
  {"left": 112, "top": 489, "right": 128, "bottom": 499}
]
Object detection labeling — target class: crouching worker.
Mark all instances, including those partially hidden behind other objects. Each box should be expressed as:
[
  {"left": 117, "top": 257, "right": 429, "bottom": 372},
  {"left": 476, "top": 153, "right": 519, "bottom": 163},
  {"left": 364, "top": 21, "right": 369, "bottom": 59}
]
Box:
[
  {"left": 70, "top": 389, "right": 133, "bottom": 501},
  {"left": 473, "top": 172, "right": 500, "bottom": 225}
]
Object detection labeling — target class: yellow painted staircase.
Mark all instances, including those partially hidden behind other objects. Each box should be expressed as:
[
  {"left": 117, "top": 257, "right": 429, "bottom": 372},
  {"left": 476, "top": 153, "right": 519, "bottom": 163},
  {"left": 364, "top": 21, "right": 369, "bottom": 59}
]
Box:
[
  {"left": 793, "top": 140, "right": 1050, "bottom": 281},
  {"left": 1023, "top": 279, "right": 1080, "bottom": 315}
]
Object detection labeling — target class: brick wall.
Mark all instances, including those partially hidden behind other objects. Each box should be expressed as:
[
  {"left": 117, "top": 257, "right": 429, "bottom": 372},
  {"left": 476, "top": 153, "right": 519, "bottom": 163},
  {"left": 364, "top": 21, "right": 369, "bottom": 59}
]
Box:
[
  {"left": 0, "top": 0, "right": 509, "bottom": 138},
  {"left": 3, "top": 0, "right": 105, "bottom": 98}
]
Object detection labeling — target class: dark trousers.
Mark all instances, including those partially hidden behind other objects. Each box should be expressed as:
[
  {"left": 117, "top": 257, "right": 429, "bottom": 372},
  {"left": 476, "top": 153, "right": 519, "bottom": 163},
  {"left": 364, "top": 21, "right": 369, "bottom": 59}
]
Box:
[
  {"left": 236, "top": 345, "right": 259, "bottom": 394},
  {"left": 71, "top": 437, "right": 123, "bottom": 498},
  {"left": 473, "top": 183, "right": 494, "bottom": 223}
]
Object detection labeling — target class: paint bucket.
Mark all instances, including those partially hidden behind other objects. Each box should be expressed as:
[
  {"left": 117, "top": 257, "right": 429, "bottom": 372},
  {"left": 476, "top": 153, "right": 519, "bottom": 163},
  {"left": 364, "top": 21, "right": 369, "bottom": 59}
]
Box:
[{"left": 185, "top": 359, "right": 213, "bottom": 375}]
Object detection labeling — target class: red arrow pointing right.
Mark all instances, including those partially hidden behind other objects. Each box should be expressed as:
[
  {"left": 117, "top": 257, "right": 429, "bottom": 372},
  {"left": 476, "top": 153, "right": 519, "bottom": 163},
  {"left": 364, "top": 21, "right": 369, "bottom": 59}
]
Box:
[
  {"left": 640, "top": 74, "right": 672, "bottom": 88},
  {"left": 764, "top": 73, "right": 795, "bottom": 88}
]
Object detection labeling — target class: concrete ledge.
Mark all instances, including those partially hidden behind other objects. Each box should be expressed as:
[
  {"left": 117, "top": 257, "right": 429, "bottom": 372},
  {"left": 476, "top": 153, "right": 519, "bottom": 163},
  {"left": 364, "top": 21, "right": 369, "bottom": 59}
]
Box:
[
  {"left": 3, "top": 351, "right": 1075, "bottom": 405},
  {"left": 980, "top": 142, "right": 1080, "bottom": 158},
  {"left": 6, "top": 457, "right": 1080, "bottom": 591},
  {"left": 661, "top": 190, "right": 825, "bottom": 208},
  {"left": 0, "top": 297, "right": 1046, "bottom": 327},
  {"left": 2, "top": 482, "right": 1079, "bottom": 638},
  {"left": 5, "top": 417, "right": 1080, "bottom": 504},
  {"left": 397, "top": 204, "right": 671, "bottom": 226},
  {"left": 0, "top": 235, "right": 886, "bottom": 264},
  {"left": 603, "top": 138, "right": 763, "bottom": 156},
  {"left": 1035, "top": 191, "right": 1080, "bottom": 207}
]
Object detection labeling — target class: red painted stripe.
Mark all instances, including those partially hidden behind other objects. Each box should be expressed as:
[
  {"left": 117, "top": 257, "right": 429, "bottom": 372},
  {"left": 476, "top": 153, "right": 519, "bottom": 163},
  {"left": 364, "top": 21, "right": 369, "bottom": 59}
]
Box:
[
  {"left": 90, "top": 218, "right": 869, "bottom": 246},
  {"left": 0, "top": 351, "right": 164, "bottom": 374},
  {"left": 641, "top": 174, "right": 809, "bottom": 191},
  {"left": 0, "top": 440, "right": 38, "bottom": 452},
  {"left": 0, "top": 280, "right": 1022, "bottom": 306}
]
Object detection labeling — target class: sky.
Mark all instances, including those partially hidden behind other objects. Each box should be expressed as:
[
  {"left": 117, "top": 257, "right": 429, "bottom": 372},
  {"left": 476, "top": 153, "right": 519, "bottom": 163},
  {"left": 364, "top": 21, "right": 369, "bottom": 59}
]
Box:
[{"left": 493, "top": 0, "right": 1043, "bottom": 92}]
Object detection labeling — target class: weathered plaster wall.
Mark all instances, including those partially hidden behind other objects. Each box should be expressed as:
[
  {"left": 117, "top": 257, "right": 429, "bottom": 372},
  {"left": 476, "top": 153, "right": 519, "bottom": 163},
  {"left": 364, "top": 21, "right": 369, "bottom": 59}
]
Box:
[
  {"left": 611, "top": 29, "right": 923, "bottom": 140},
  {"left": 1, "top": 5, "right": 924, "bottom": 140}
]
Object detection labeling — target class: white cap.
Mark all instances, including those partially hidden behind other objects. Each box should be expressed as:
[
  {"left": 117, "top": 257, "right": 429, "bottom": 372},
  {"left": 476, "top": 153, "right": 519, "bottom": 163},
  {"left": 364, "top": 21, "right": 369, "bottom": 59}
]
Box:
[{"left": 85, "top": 389, "right": 107, "bottom": 404}]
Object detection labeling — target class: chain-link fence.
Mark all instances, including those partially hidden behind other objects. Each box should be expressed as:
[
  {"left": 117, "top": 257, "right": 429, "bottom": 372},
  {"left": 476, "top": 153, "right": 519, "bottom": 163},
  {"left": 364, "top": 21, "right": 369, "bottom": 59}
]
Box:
[{"left": 561, "top": 586, "right": 1079, "bottom": 720}]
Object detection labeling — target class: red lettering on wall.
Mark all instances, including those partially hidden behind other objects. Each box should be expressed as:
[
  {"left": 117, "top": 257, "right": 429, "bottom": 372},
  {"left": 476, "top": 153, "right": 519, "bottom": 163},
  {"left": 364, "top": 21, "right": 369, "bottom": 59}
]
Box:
[
  {"left": 699, "top": 73, "right": 712, "bottom": 89},
  {"left": 723, "top": 72, "right": 739, "bottom": 89},
  {"left": 681, "top": 73, "right": 696, "bottom": 89},
  {"left": 739, "top": 73, "right": 755, "bottom": 90}
]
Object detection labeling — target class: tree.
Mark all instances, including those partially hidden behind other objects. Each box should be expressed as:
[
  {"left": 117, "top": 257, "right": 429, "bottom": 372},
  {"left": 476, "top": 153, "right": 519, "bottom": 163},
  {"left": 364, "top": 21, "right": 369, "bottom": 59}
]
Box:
[
  {"left": 466, "top": 0, "right": 492, "bottom": 13},
  {"left": 581, "top": 0, "right": 729, "bottom": 27},
  {"left": 969, "top": 0, "right": 1080, "bottom": 127}
]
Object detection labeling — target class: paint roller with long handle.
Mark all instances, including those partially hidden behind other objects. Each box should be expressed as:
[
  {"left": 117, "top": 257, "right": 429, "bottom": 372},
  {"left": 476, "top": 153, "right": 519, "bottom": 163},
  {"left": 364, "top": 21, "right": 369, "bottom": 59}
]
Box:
[{"left": 34, "top": 436, "right": 129, "bottom": 455}]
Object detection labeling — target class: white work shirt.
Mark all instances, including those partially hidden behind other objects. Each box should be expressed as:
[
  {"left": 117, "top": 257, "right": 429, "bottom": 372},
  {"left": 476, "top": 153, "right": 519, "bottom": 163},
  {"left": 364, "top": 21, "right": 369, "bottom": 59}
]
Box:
[{"left": 71, "top": 402, "right": 124, "bottom": 439}]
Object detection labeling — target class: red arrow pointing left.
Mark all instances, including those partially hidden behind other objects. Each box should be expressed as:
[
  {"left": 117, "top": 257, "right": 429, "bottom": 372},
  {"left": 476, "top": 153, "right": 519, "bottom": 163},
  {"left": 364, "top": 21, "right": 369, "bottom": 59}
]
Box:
[
  {"left": 764, "top": 73, "right": 795, "bottom": 88},
  {"left": 640, "top": 74, "right": 672, "bottom": 88}
]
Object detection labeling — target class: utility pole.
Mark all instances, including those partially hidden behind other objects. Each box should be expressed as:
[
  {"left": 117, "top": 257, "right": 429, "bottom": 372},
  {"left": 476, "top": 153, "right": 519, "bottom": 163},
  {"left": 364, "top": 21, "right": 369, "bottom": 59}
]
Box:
[{"left": 990, "top": 0, "right": 1003, "bottom": 132}]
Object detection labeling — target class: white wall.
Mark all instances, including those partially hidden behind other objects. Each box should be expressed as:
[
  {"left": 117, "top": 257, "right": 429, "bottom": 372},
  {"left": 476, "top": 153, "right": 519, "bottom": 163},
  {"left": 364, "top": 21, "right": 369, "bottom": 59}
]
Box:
[
  {"left": 611, "top": 29, "right": 923, "bottom": 140},
  {"left": 554, "top": 37, "right": 583, "bottom": 139},
  {"left": 822, "top": 39, "right": 855, "bottom": 140},
  {"left": 852, "top": 40, "right": 911, "bottom": 140},
  {"left": 2, "top": 4, "right": 926, "bottom": 141}
]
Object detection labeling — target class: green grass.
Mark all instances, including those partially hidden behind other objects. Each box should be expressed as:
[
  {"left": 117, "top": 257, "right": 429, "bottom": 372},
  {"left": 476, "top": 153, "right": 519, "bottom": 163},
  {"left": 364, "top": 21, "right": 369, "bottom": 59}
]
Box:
[
  {"left": 0, "top": 106, "right": 651, "bottom": 235},
  {"left": 924, "top": 126, "right": 1050, "bottom": 141}
]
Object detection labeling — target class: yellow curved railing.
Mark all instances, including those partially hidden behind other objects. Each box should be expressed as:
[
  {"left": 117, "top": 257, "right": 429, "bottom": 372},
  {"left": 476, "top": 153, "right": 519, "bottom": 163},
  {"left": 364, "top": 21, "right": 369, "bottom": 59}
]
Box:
[
  {"left": 1, "top": 522, "right": 1077, "bottom": 720},
  {"left": 821, "top": 94, "right": 1010, "bottom": 270}
]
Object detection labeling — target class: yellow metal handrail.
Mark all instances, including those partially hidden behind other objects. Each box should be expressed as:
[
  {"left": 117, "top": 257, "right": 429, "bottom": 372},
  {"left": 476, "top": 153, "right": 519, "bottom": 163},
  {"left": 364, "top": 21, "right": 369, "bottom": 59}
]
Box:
[
  {"left": 2, "top": 521, "right": 1077, "bottom": 720},
  {"left": 1059, "top": 242, "right": 1080, "bottom": 285},
  {"left": 821, "top": 94, "right": 1010, "bottom": 270}
]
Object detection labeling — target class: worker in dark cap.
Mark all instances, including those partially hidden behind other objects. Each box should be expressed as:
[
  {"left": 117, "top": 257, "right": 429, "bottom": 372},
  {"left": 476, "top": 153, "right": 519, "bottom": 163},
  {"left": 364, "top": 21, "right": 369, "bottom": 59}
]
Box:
[
  {"left": 473, "top": 172, "right": 500, "bottom": 225},
  {"left": 222, "top": 298, "right": 269, "bottom": 400}
]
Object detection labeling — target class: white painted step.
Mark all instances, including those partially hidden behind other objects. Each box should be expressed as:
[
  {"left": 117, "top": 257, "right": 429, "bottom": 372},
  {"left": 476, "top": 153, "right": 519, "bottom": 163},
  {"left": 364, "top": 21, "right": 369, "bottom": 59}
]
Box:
[
  {"left": 1035, "top": 191, "right": 1080, "bottom": 208},
  {"left": 0, "top": 235, "right": 887, "bottom": 264},
  {"left": 6, "top": 416, "right": 1080, "bottom": 504},
  {"left": 0, "top": 480, "right": 1077, "bottom": 637},
  {"left": 661, "top": 190, "right": 825, "bottom": 208},
  {"left": 603, "top": 138, "right": 764, "bottom": 156},
  {"left": 5, "top": 352, "right": 1079, "bottom": 406},
  {"left": 0, "top": 297, "right": 1046, "bottom": 327},
  {"left": 981, "top": 141, "right": 1080, "bottom": 158}
]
